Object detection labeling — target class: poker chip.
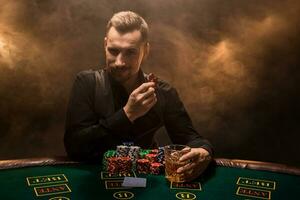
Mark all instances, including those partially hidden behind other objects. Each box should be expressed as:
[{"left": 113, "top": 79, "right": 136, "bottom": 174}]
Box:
[
  {"left": 128, "top": 146, "right": 141, "bottom": 161},
  {"left": 157, "top": 147, "right": 165, "bottom": 164},
  {"left": 118, "top": 156, "right": 132, "bottom": 174},
  {"left": 150, "top": 162, "right": 164, "bottom": 175},
  {"left": 123, "top": 141, "right": 134, "bottom": 146},
  {"left": 103, "top": 145, "right": 165, "bottom": 175},
  {"left": 147, "top": 73, "right": 158, "bottom": 83},
  {"left": 102, "top": 150, "right": 116, "bottom": 171},
  {"left": 116, "top": 145, "right": 130, "bottom": 157},
  {"left": 104, "top": 150, "right": 117, "bottom": 158},
  {"left": 145, "top": 153, "right": 157, "bottom": 163},
  {"left": 107, "top": 157, "right": 118, "bottom": 174},
  {"left": 128, "top": 146, "right": 141, "bottom": 171},
  {"left": 151, "top": 149, "right": 159, "bottom": 154},
  {"left": 107, "top": 156, "right": 132, "bottom": 174},
  {"left": 136, "top": 159, "right": 150, "bottom": 174},
  {"left": 139, "top": 149, "right": 151, "bottom": 159}
]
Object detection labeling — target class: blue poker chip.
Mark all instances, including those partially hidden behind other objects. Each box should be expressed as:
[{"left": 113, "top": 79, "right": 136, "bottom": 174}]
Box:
[
  {"left": 122, "top": 141, "right": 134, "bottom": 146},
  {"left": 157, "top": 147, "right": 165, "bottom": 164}
]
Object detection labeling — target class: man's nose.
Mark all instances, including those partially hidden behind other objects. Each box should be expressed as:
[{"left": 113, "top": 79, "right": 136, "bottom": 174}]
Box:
[{"left": 115, "top": 53, "right": 125, "bottom": 67}]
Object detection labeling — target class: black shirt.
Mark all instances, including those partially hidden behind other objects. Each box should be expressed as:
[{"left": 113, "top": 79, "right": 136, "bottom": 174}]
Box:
[{"left": 64, "top": 69, "right": 213, "bottom": 161}]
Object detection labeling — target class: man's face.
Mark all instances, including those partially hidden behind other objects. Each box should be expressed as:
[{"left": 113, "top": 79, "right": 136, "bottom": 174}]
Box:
[{"left": 104, "top": 27, "right": 148, "bottom": 83}]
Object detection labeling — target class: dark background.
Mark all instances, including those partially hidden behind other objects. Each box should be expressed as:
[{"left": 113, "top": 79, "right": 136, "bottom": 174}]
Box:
[{"left": 0, "top": 0, "right": 299, "bottom": 167}]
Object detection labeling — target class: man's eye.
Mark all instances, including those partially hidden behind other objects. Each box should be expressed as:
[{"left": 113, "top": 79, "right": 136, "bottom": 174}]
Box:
[
  {"left": 108, "top": 48, "right": 119, "bottom": 56},
  {"left": 125, "top": 50, "right": 137, "bottom": 56}
]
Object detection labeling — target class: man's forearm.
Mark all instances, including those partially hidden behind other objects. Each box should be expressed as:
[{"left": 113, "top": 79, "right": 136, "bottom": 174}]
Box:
[{"left": 64, "top": 108, "right": 133, "bottom": 161}]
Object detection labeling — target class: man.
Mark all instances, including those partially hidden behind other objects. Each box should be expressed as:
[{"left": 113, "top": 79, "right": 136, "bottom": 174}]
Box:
[{"left": 65, "top": 11, "right": 213, "bottom": 182}]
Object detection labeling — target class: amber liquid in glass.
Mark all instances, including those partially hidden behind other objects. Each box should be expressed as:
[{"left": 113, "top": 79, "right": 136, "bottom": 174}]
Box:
[
  {"left": 164, "top": 145, "right": 190, "bottom": 182},
  {"left": 165, "top": 158, "right": 186, "bottom": 182}
]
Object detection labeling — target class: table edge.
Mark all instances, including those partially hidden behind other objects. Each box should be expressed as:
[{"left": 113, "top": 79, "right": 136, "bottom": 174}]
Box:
[
  {"left": 0, "top": 157, "right": 299, "bottom": 175},
  {"left": 215, "top": 158, "right": 300, "bottom": 175}
]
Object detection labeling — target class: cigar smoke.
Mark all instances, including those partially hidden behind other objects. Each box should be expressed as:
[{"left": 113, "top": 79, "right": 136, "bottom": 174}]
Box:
[{"left": 0, "top": 0, "right": 299, "bottom": 165}]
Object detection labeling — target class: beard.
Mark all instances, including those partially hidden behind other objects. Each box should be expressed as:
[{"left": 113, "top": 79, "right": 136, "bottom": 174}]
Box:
[{"left": 106, "top": 65, "right": 132, "bottom": 83}]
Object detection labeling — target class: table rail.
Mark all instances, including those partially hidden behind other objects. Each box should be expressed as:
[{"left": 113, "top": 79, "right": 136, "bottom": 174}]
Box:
[
  {"left": 0, "top": 157, "right": 299, "bottom": 175},
  {"left": 215, "top": 158, "right": 300, "bottom": 175}
]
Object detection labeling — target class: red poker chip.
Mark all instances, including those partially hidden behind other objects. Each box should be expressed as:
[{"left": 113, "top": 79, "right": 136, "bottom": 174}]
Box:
[
  {"left": 146, "top": 73, "right": 158, "bottom": 88},
  {"left": 119, "top": 156, "right": 131, "bottom": 161},
  {"left": 151, "top": 149, "right": 159, "bottom": 154},
  {"left": 151, "top": 162, "right": 162, "bottom": 167},
  {"left": 145, "top": 153, "right": 157, "bottom": 163},
  {"left": 137, "top": 159, "right": 150, "bottom": 163},
  {"left": 147, "top": 73, "right": 157, "bottom": 82},
  {"left": 150, "top": 162, "right": 163, "bottom": 175},
  {"left": 146, "top": 154, "right": 157, "bottom": 158},
  {"left": 137, "top": 159, "right": 150, "bottom": 174}
]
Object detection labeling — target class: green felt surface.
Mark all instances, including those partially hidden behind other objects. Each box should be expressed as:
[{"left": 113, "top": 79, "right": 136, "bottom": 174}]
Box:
[{"left": 0, "top": 163, "right": 299, "bottom": 200}]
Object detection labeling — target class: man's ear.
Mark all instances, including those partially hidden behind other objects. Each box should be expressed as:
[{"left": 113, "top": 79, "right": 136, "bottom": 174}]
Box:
[
  {"left": 143, "top": 42, "right": 150, "bottom": 60},
  {"left": 104, "top": 37, "right": 107, "bottom": 49}
]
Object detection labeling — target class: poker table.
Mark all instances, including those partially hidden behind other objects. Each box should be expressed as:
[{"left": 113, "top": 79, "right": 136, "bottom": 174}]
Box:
[{"left": 0, "top": 157, "right": 299, "bottom": 200}]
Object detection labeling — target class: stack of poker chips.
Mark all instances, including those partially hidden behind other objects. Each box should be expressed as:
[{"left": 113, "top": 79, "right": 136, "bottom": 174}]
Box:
[
  {"left": 150, "top": 163, "right": 164, "bottom": 175},
  {"left": 145, "top": 153, "right": 157, "bottom": 163},
  {"left": 136, "top": 159, "right": 150, "bottom": 174},
  {"left": 116, "top": 145, "right": 130, "bottom": 157},
  {"left": 107, "top": 156, "right": 132, "bottom": 174},
  {"left": 151, "top": 149, "right": 159, "bottom": 154},
  {"left": 102, "top": 145, "right": 165, "bottom": 175},
  {"left": 128, "top": 146, "right": 141, "bottom": 171},
  {"left": 103, "top": 145, "right": 141, "bottom": 174},
  {"left": 137, "top": 158, "right": 164, "bottom": 175},
  {"left": 102, "top": 150, "right": 116, "bottom": 171},
  {"left": 136, "top": 149, "right": 151, "bottom": 174},
  {"left": 139, "top": 149, "right": 151, "bottom": 159},
  {"left": 136, "top": 147, "right": 165, "bottom": 175},
  {"left": 157, "top": 147, "right": 165, "bottom": 164},
  {"left": 127, "top": 146, "right": 141, "bottom": 161}
]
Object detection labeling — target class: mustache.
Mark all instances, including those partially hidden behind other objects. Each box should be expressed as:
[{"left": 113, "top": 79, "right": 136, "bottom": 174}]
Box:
[{"left": 105, "top": 65, "right": 130, "bottom": 71}]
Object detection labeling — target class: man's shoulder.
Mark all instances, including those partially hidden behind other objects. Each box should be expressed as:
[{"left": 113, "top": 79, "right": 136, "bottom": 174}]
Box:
[
  {"left": 76, "top": 69, "right": 99, "bottom": 79},
  {"left": 154, "top": 76, "right": 175, "bottom": 93},
  {"left": 75, "top": 68, "right": 106, "bottom": 82},
  {"left": 72, "top": 69, "right": 105, "bottom": 89}
]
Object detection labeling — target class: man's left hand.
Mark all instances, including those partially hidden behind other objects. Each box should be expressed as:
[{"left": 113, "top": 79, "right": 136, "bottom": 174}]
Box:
[{"left": 176, "top": 147, "right": 212, "bottom": 182}]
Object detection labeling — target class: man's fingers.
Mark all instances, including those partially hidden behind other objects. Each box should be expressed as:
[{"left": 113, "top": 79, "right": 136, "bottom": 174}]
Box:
[
  {"left": 140, "top": 87, "right": 155, "bottom": 101},
  {"left": 182, "top": 169, "right": 202, "bottom": 182},
  {"left": 148, "top": 97, "right": 157, "bottom": 108},
  {"left": 177, "top": 162, "right": 196, "bottom": 173},
  {"left": 174, "top": 148, "right": 212, "bottom": 182},
  {"left": 142, "top": 94, "right": 157, "bottom": 107},
  {"left": 179, "top": 151, "right": 198, "bottom": 162},
  {"left": 179, "top": 163, "right": 207, "bottom": 182},
  {"left": 134, "top": 82, "right": 156, "bottom": 93},
  {"left": 180, "top": 147, "right": 191, "bottom": 155}
]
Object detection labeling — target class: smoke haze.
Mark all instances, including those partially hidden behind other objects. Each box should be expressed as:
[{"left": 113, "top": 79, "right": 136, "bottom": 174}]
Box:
[{"left": 0, "top": 0, "right": 299, "bottom": 166}]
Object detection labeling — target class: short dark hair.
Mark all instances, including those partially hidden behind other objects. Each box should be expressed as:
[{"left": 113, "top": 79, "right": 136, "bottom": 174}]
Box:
[{"left": 106, "top": 11, "right": 149, "bottom": 42}]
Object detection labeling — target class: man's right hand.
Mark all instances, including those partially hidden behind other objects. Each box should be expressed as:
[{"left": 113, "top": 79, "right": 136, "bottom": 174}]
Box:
[{"left": 123, "top": 82, "right": 157, "bottom": 122}]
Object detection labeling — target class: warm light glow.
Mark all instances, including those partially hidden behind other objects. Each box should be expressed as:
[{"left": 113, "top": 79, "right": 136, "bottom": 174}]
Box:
[
  {"left": 0, "top": 35, "right": 10, "bottom": 59},
  {"left": 209, "top": 40, "right": 231, "bottom": 63},
  {"left": 0, "top": 36, "right": 6, "bottom": 51},
  {"left": 0, "top": 38, "right": 4, "bottom": 49},
  {"left": 0, "top": 33, "right": 16, "bottom": 67}
]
